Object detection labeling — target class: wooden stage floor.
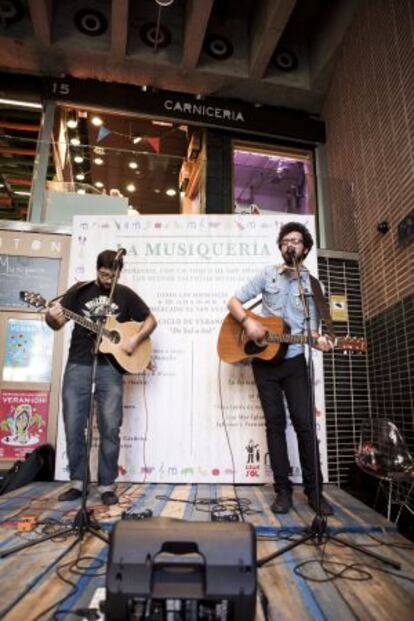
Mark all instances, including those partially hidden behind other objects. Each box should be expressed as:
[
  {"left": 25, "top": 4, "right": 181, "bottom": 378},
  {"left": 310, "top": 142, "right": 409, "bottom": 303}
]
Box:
[{"left": 0, "top": 482, "right": 413, "bottom": 620}]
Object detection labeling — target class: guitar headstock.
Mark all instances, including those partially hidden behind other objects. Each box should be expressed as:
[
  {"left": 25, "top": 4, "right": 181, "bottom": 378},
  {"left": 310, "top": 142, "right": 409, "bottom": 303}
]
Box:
[
  {"left": 337, "top": 336, "right": 366, "bottom": 353},
  {"left": 20, "top": 291, "right": 47, "bottom": 310}
]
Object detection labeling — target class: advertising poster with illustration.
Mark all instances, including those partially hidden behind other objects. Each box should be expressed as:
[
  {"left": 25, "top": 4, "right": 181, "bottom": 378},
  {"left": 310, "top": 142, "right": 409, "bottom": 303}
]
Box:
[
  {"left": 55, "top": 214, "right": 327, "bottom": 484},
  {"left": 0, "top": 390, "right": 49, "bottom": 459}
]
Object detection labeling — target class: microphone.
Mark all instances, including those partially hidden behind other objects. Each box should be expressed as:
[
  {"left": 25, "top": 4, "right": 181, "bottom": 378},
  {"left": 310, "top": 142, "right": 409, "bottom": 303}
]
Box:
[
  {"left": 115, "top": 248, "right": 127, "bottom": 259},
  {"left": 113, "top": 248, "right": 127, "bottom": 267},
  {"left": 285, "top": 245, "right": 296, "bottom": 259}
]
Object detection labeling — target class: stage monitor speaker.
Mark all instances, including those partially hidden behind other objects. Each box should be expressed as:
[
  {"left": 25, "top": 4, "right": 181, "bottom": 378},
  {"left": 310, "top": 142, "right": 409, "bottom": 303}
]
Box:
[{"left": 103, "top": 517, "right": 257, "bottom": 621}]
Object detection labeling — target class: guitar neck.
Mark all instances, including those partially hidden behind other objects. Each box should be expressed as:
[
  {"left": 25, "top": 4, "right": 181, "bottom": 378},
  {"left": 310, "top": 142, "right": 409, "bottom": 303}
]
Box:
[
  {"left": 62, "top": 308, "right": 111, "bottom": 338},
  {"left": 267, "top": 332, "right": 319, "bottom": 346}
]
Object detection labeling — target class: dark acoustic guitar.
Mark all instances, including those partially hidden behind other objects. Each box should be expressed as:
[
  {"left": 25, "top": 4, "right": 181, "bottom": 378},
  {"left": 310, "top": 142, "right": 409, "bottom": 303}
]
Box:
[
  {"left": 20, "top": 291, "right": 152, "bottom": 374},
  {"left": 217, "top": 309, "right": 366, "bottom": 364}
]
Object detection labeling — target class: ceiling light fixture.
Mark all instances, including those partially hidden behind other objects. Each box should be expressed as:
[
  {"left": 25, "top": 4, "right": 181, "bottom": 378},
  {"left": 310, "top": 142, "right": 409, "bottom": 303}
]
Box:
[
  {"left": 67, "top": 116, "right": 78, "bottom": 129},
  {"left": 93, "top": 157, "right": 104, "bottom": 165},
  {"left": 95, "top": 181, "right": 104, "bottom": 189},
  {"left": 0, "top": 98, "right": 42, "bottom": 109},
  {"left": 76, "top": 173, "right": 85, "bottom": 181},
  {"left": 91, "top": 116, "right": 103, "bottom": 126},
  {"left": 126, "top": 183, "right": 136, "bottom": 192},
  {"left": 14, "top": 190, "right": 31, "bottom": 196},
  {"left": 70, "top": 137, "right": 81, "bottom": 146},
  {"left": 132, "top": 136, "right": 142, "bottom": 144},
  {"left": 77, "top": 189, "right": 86, "bottom": 194},
  {"left": 128, "top": 161, "right": 138, "bottom": 169},
  {"left": 155, "top": 0, "right": 175, "bottom": 6},
  {"left": 166, "top": 188, "right": 176, "bottom": 196},
  {"left": 152, "top": 120, "right": 173, "bottom": 127},
  {"left": 74, "top": 155, "right": 84, "bottom": 163}
]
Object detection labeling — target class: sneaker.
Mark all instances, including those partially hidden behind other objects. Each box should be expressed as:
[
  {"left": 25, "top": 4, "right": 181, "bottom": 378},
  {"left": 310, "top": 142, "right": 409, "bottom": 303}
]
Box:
[
  {"left": 307, "top": 493, "right": 334, "bottom": 515},
  {"left": 270, "top": 489, "right": 293, "bottom": 514},
  {"left": 58, "top": 487, "right": 83, "bottom": 502},
  {"left": 101, "top": 491, "right": 118, "bottom": 506}
]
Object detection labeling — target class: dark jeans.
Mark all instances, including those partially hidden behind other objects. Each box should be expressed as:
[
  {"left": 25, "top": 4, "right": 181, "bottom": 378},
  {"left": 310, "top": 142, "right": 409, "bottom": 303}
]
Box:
[
  {"left": 252, "top": 354, "right": 322, "bottom": 496},
  {"left": 62, "top": 362, "right": 124, "bottom": 487}
]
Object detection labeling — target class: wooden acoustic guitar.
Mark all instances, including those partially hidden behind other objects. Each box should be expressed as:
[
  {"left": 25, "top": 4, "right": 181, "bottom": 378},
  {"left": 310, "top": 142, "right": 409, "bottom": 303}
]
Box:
[
  {"left": 217, "top": 309, "right": 366, "bottom": 364},
  {"left": 20, "top": 291, "right": 152, "bottom": 374}
]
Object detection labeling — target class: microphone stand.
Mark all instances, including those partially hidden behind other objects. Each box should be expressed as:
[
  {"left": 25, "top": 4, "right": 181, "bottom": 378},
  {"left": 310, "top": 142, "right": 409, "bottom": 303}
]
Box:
[
  {"left": 0, "top": 259, "right": 125, "bottom": 559},
  {"left": 257, "top": 250, "right": 401, "bottom": 571}
]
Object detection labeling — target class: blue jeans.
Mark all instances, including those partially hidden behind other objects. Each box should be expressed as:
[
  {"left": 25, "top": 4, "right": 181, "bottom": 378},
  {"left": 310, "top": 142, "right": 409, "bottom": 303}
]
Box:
[{"left": 62, "top": 362, "right": 124, "bottom": 488}]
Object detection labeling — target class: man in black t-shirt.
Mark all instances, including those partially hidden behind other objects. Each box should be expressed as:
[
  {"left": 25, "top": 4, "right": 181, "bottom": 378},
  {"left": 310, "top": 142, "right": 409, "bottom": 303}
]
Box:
[{"left": 46, "top": 250, "right": 157, "bottom": 506}]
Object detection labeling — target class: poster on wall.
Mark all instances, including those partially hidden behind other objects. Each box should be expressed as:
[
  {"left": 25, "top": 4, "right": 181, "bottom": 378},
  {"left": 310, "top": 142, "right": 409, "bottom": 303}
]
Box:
[
  {"left": 0, "top": 390, "right": 49, "bottom": 459},
  {"left": 2, "top": 318, "right": 54, "bottom": 383},
  {"left": 55, "top": 214, "right": 327, "bottom": 484}
]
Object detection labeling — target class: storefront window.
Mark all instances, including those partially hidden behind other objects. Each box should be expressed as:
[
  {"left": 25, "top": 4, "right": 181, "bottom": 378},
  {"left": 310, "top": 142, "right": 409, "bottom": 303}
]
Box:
[{"left": 233, "top": 143, "right": 315, "bottom": 215}]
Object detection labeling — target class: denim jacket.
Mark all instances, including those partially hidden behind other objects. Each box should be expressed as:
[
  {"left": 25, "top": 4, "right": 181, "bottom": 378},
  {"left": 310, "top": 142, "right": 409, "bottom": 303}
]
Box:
[{"left": 235, "top": 264, "right": 320, "bottom": 358}]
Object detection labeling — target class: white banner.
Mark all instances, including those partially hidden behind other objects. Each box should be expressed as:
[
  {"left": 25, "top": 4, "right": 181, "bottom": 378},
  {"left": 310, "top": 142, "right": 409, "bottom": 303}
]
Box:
[{"left": 55, "top": 214, "right": 327, "bottom": 484}]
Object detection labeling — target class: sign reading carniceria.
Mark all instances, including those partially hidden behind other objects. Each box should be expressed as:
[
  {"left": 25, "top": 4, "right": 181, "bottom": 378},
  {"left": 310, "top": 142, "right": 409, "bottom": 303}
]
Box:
[{"left": 164, "top": 99, "right": 246, "bottom": 123}]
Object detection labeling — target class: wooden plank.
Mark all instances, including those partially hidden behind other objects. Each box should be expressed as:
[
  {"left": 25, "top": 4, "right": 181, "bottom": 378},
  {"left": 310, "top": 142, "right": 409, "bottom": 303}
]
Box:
[{"left": 0, "top": 482, "right": 414, "bottom": 620}]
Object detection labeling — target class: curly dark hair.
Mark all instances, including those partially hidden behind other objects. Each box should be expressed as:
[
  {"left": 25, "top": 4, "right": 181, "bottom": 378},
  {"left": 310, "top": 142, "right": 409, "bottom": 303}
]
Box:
[
  {"left": 96, "top": 249, "right": 123, "bottom": 271},
  {"left": 277, "top": 222, "right": 314, "bottom": 254}
]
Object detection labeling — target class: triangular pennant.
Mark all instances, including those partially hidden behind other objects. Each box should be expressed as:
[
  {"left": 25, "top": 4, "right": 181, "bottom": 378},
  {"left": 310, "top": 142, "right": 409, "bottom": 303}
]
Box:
[
  {"left": 147, "top": 137, "right": 160, "bottom": 153},
  {"left": 97, "top": 126, "right": 111, "bottom": 142}
]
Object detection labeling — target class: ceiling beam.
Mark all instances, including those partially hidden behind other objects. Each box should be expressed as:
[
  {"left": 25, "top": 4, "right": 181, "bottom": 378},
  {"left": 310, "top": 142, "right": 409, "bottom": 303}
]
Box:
[
  {"left": 0, "top": 121, "right": 40, "bottom": 132},
  {"left": 28, "top": 0, "right": 54, "bottom": 47},
  {"left": 111, "top": 0, "right": 130, "bottom": 59},
  {"left": 309, "top": 0, "right": 358, "bottom": 87},
  {"left": 182, "top": 0, "right": 215, "bottom": 69},
  {"left": 0, "top": 147, "right": 36, "bottom": 156},
  {"left": 249, "top": 0, "right": 297, "bottom": 80}
]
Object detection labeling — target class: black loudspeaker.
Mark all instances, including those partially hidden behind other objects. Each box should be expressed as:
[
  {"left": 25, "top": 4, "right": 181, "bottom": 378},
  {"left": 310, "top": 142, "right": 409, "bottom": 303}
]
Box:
[{"left": 103, "top": 517, "right": 257, "bottom": 621}]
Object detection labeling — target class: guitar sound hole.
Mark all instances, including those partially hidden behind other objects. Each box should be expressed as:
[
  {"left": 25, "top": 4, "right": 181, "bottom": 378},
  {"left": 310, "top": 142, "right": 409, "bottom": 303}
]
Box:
[
  {"left": 244, "top": 340, "right": 267, "bottom": 356},
  {"left": 109, "top": 331, "right": 120, "bottom": 344}
]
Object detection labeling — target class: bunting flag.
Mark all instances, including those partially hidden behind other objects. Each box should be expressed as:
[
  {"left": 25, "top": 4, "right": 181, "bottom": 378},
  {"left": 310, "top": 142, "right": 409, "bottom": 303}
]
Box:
[
  {"left": 147, "top": 137, "right": 160, "bottom": 153},
  {"left": 97, "top": 126, "right": 111, "bottom": 142}
]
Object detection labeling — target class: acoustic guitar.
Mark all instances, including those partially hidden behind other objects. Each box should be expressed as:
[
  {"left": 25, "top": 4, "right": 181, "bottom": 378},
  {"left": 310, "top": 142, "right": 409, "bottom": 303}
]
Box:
[
  {"left": 20, "top": 291, "right": 152, "bottom": 374},
  {"left": 217, "top": 309, "right": 366, "bottom": 364}
]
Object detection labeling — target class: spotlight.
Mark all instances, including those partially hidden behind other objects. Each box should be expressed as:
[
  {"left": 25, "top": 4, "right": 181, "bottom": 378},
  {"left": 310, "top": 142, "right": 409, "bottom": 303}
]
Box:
[
  {"left": 166, "top": 188, "right": 176, "bottom": 196},
  {"left": 95, "top": 181, "right": 104, "bottom": 189},
  {"left": 70, "top": 137, "right": 81, "bottom": 146},
  {"left": 141, "top": 85, "right": 148, "bottom": 92},
  {"left": 67, "top": 115, "right": 78, "bottom": 129},
  {"left": 91, "top": 116, "right": 103, "bottom": 126},
  {"left": 128, "top": 161, "right": 138, "bottom": 169},
  {"left": 126, "top": 183, "right": 136, "bottom": 192},
  {"left": 74, "top": 155, "right": 84, "bottom": 163},
  {"left": 76, "top": 173, "right": 85, "bottom": 181},
  {"left": 93, "top": 157, "right": 104, "bottom": 165}
]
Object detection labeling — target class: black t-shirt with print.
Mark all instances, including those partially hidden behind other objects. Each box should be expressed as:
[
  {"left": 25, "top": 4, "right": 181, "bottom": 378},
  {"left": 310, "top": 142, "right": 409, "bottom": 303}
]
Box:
[{"left": 60, "top": 281, "right": 150, "bottom": 366}]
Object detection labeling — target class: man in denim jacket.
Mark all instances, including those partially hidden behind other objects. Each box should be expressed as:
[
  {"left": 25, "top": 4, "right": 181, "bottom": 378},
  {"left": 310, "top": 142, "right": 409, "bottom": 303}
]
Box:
[{"left": 227, "top": 222, "right": 334, "bottom": 515}]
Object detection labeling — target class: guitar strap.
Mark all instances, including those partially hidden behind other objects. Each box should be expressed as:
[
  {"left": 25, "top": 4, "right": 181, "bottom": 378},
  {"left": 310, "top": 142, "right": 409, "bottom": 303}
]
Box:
[{"left": 309, "top": 275, "right": 336, "bottom": 338}]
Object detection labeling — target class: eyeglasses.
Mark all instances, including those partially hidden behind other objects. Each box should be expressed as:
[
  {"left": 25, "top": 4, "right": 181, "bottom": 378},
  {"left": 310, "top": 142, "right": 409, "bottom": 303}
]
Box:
[
  {"left": 97, "top": 269, "right": 115, "bottom": 280},
  {"left": 280, "top": 237, "right": 304, "bottom": 246}
]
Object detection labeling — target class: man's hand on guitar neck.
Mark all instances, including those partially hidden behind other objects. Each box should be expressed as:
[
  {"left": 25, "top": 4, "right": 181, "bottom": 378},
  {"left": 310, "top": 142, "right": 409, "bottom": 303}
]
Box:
[
  {"left": 45, "top": 301, "right": 66, "bottom": 330},
  {"left": 313, "top": 333, "right": 334, "bottom": 352}
]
